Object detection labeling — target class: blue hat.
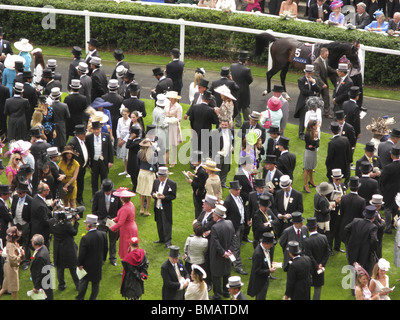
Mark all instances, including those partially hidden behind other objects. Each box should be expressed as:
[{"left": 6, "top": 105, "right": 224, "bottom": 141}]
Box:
[{"left": 91, "top": 97, "right": 113, "bottom": 109}]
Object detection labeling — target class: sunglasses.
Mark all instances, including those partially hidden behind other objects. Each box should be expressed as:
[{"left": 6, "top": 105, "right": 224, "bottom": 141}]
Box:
[{"left": 15, "top": 158, "right": 22, "bottom": 161}]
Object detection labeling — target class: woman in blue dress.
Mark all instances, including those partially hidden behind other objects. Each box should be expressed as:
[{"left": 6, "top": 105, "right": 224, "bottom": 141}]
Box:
[
  {"left": 38, "top": 96, "right": 57, "bottom": 146},
  {"left": 365, "top": 9, "right": 389, "bottom": 32},
  {"left": 14, "top": 38, "right": 33, "bottom": 71},
  {"left": 2, "top": 55, "right": 25, "bottom": 96},
  {"left": 328, "top": 0, "right": 345, "bottom": 26}
]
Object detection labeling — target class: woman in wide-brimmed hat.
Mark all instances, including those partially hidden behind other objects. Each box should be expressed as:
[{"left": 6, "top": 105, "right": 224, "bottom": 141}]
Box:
[
  {"left": 2, "top": 54, "right": 25, "bottom": 96},
  {"left": 58, "top": 145, "right": 80, "bottom": 208},
  {"left": 202, "top": 159, "right": 222, "bottom": 202},
  {"left": 215, "top": 84, "right": 236, "bottom": 127},
  {"left": 110, "top": 188, "right": 138, "bottom": 262},
  {"left": 165, "top": 91, "right": 183, "bottom": 167},
  {"left": 14, "top": 38, "right": 33, "bottom": 71}
]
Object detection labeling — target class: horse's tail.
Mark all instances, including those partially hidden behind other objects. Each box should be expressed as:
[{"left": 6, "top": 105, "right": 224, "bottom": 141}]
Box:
[{"left": 254, "top": 32, "right": 276, "bottom": 58}]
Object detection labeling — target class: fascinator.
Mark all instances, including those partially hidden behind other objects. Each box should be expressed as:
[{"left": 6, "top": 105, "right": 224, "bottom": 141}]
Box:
[
  {"left": 378, "top": 258, "right": 390, "bottom": 271},
  {"left": 353, "top": 262, "right": 370, "bottom": 280},
  {"left": 306, "top": 96, "right": 324, "bottom": 110},
  {"left": 373, "top": 9, "right": 384, "bottom": 18},
  {"left": 330, "top": 0, "right": 343, "bottom": 8}
]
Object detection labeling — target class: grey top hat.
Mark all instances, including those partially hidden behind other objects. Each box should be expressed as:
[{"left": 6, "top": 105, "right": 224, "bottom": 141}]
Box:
[
  {"left": 47, "top": 59, "right": 57, "bottom": 68},
  {"left": 47, "top": 146, "right": 60, "bottom": 157},
  {"left": 158, "top": 166, "right": 169, "bottom": 176},
  {"left": 107, "top": 79, "right": 119, "bottom": 90},
  {"left": 203, "top": 194, "right": 218, "bottom": 207},
  {"left": 279, "top": 175, "right": 292, "bottom": 189},
  {"left": 288, "top": 241, "right": 301, "bottom": 255},
  {"left": 69, "top": 79, "right": 81, "bottom": 90},
  {"left": 304, "top": 64, "right": 314, "bottom": 73},
  {"left": 50, "top": 87, "right": 61, "bottom": 98},
  {"left": 363, "top": 205, "right": 376, "bottom": 219},
  {"left": 226, "top": 276, "right": 244, "bottom": 288},
  {"left": 84, "top": 214, "right": 99, "bottom": 225},
  {"left": 316, "top": 181, "right": 334, "bottom": 195},
  {"left": 90, "top": 56, "right": 102, "bottom": 67},
  {"left": 370, "top": 194, "right": 384, "bottom": 206},
  {"left": 331, "top": 168, "right": 343, "bottom": 179},
  {"left": 249, "top": 111, "right": 261, "bottom": 121},
  {"left": 168, "top": 245, "right": 180, "bottom": 258},
  {"left": 337, "top": 63, "right": 349, "bottom": 72},
  {"left": 14, "top": 82, "right": 24, "bottom": 93},
  {"left": 76, "top": 62, "right": 89, "bottom": 74},
  {"left": 213, "top": 204, "right": 227, "bottom": 219}
]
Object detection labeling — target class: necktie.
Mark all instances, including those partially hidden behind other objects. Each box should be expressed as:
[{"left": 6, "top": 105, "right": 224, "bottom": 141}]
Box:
[
  {"left": 249, "top": 174, "right": 253, "bottom": 188},
  {"left": 285, "top": 192, "right": 289, "bottom": 198},
  {"left": 268, "top": 171, "right": 272, "bottom": 182},
  {"left": 106, "top": 194, "right": 110, "bottom": 211},
  {"left": 297, "top": 229, "right": 301, "bottom": 238}
]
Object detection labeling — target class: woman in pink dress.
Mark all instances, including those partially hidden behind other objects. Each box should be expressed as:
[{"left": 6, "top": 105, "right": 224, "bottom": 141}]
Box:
[{"left": 110, "top": 188, "right": 138, "bottom": 260}]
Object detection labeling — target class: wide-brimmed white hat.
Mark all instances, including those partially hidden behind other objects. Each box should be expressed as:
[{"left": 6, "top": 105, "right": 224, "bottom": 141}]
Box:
[
  {"left": 90, "top": 111, "right": 109, "bottom": 124},
  {"left": 165, "top": 91, "right": 181, "bottom": 100},
  {"left": 14, "top": 38, "right": 33, "bottom": 52},
  {"left": 191, "top": 264, "right": 207, "bottom": 279},
  {"left": 4, "top": 54, "right": 26, "bottom": 70},
  {"left": 214, "top": 84, "right": 237, "bottom": 101},
  {"left": 156, "top": 94, "right": 170, "bottom": 107}
]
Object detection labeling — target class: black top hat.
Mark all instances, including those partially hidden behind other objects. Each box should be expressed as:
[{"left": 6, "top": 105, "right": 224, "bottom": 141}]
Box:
[
  {"left": 101, "top": 178, "right": 114, "bottom": 192},
  {"left": 254, "top": 179, "right": 266, "bottom": 188},
  {"left": 261, "top": 232, "right": 276, "bottom": 244},
  {"left": 170, "top": 48, "right": 181, "bottom": 57},
  {"left": 306, "top": 217, "right": 317, "bottom": 229},
  {"left": 74, "top": 124, "right": 87, "bottom": 135},
  {"left": 349, "top": 176, "right": 361, "bottom": 190},
  {"left": 348, "top": 86, "right": 361, "bottom": 98},
  {"left": 0, "top": 160, "right": 4, "bottom": 170},
  {"left": 168, "top": 245, "right": 180, "bottom": 258},
  {"left": 0, "top": 27, "right": 4, "bottom": 35},
  {"left": 129, "top": 81, "right": 139, "bottom": 93},
  {"left": 268, "top": 125, "right": 280, "bottom": 134},
  {"left": 14, "top": 61, "right": 24, "bottom": 71},
  {"left": 16, "top": 182, "right": 29, "bottom": 193},
  {"left": 258, "top": 194, "right": 271, "bottom": 207},
  {"left": 229, "top": 180, "right": 242, "bottom": 190},
  {"left": 22, "top": 70, "right": 33, "bottom": 79},
  {"left": 30, "top": 127, "right": 42, "bottom": 138},
  {"left": 288, "top": 241, "right": 301, "bottom": 255},
  {"left": 291, "top": 211, "right": 304, "bottom": 223},
  {"left": 19, "top": 164, "right": 33, "bottom": 175},
  {"left": 272, "top": 85, "right": 284, "bottom": 93},
  {"left": 71, "top": 46, "right": 82, "bottom": 57},
  {"left": 124, "top": 70, "right": 135, "bottom": 80},
  {"left": 220, "top": 67, "right": 230, "bottom": 77},
  {"left": 87, "top": 38, "right": 99, "bottom": 47},
  {"left": 391, "top": 146, "right": 400, "bottom": 156},
  {"left": 198, "top": 79, "right": 209, "bottom": 88},
  {"left": 364, "top": 142, "right": 375, "bottom": 153},
  {"left": 330, "top": 121, "right": 340, "bottom": 134},
  {"left": 363, "top": 205, "right": 376, "bottom": 219},
  {"left": 360, "top": 161, "right": 371, "bottom": 173},
  {"left": 152, "top": 67, "right": 164, "bottom": 76},
  {"left": 390, "top": 128, "right": 400, "bottom": 138},
  {"left": 113, "top": 49, "right": 124, "bottom": 61},
  {"left": 277, "top": 136, "right": 289, "bottom": 149},
  {"left": 92, "top": 121, "right": 102, "bottom": 129},
  {"left": 263, "top": 154, "right": 277, "bottom": 164},
  {"left": 130, "top": 126, "right": 141, "bottom": 136},
  {"left": 42, "top": 69, "right": 53, "bottom": 79},
  {"left": 335, "top": 110, "right": 345, "bottom": 120},
  {"left": 202, "top": 90, "right": 213, "bottom": 100},
  {"left": 238, "top": 51, "right": 250, "bottom": 60},
  {"left": 0, "top": 184, "right": 12, "bottom": 194}
]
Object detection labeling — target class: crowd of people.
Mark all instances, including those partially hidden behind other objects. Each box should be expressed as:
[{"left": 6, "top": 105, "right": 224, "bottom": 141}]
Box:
[{"left": 0, "top": 20, "right": 398, "bottom": 301}]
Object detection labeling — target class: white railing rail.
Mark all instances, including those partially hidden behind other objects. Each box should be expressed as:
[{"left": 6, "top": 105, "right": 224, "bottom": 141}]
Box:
[{"left": 1, "top": 3, "right": 400, "bottom": 78}]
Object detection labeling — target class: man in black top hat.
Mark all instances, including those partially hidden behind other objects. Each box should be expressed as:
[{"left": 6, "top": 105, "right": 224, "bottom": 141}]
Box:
[
  {"left": 68, "top": 124, "right": 89, "bottom": 205},
  {"left": 22, "top": 71, "right": 37, "bottom": 130},
  {"left": 303, "top": 217, "right": 330, "bottom": 300},
  {"left": 265, "top": 125, "right": 281, "bottom": 159},
  {"left": 247, "top": 232, "right": 277, "bottom": 300},
  {"left": 85, "top": 38, "right": 100, "bottom": 76},
  {"left": 0, "top": 79, "right": 10, "bottom": 139},
  {"left": 166, "top": 48, "right": 184, "bottom": 95},
  {"left": 344, "top": 205, "right": 379, "bottom": 275},
  {"left": 0, "top": 27, "right": 13, "bottom": 62},
  {"left": 325, "top": 121, "right": 351, "bottom": 185},
  {"left": 276, "top": 136, "right": 296, "bottom": 181},
  {"left": 262, "top": 154, "right": 283, "bottom": 194},
  {"left": 92, "top": 178, "right": 122, "bottom": 266},
  {"left": 380, "top": 146, "right": 400, "bottom": 234},
  {"left": 120, "top": 81, "right": 146, "bottom": 131},
  {"left": 122, "top": 70, "right": 139, "bottom": 100},
  {"left": 251, "top": 194, "right": 277, "bottom": 249},
  {"left": 342, "top": 86, "right": 361, "bottom": 139},
  {"left": 68, "top": 46, "right": 84, "bottom": 87},
  {"left": 0, "top": 184, "right": 13, "bottom": 246},
  {"left": 151, "top": 67, "right": 173, "bottom": 101},
  {"left": 335, "top": 110, "right": 357, "bottom": 166},
  {"left": 111, "top": 49, "right": 130, "bottom": 80},
  {"left": 185, "top": 79, "right": 217, "bottom": 121},
  {"left": 355, "top": 142, "right": 382, "bottom": 181},
  {"left": 378, "top": 128, "right": 400, "bottom": 168},
  {"left": 161, "top": 245, "right": 189, "bottom": 300},
  {"left": 41, "top": 68, "right": 62, "bottom": 96},
  {"left": 358, "top": 161, "right": 379, "bottom": 206},
  {"left": 64, "top": 79, "right": 88, "bottom": 139},
  {"left": 231, "top": 51, "right": 253, "bottom": 128},
  {"left": 14, "top": 61, "right": 24, "bottom": 85}
]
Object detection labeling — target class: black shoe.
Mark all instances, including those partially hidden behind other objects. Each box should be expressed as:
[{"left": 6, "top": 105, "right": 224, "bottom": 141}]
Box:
[
  {"left": 77, "top": 199, "right": 85, "bottom": 206},
  {"left": 329, "top": 251, "right": 335, "bottom": 256},
  {"left": 209, "top": 295, "right": 222, "bottom": 300},
  {"left": 153, "top": 240, "right": 164, "bottom": 244},
  {"left": 384, "top": 230, "right": 392, "bottom": 235},
  {"left": 222, "top": 292, "right": 231, "bottom": 298},
  {"left": 299, "top": 135, "right": 305, "bottom": 140},
  {"left": 235, "top": 268, "right": 248, "bottom": 275},
  {"left": 269, "top": 275, "right": 277, "bottom": 280},
  {"left": 58, "top": 285, "right": 66, "bottom": 291}
]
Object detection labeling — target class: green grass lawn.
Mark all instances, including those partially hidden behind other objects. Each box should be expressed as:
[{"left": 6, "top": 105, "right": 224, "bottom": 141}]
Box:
[{"left": 1, "top": 97, "right": 399, "bottom": 301}]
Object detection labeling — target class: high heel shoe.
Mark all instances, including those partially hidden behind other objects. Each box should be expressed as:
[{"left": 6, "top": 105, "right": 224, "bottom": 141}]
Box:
[
  {"left": 308, "top": 181, "right": 317, "bottom": 188},
  {"left": 303, "top": 186, "right": 311, "bottom": 193}
]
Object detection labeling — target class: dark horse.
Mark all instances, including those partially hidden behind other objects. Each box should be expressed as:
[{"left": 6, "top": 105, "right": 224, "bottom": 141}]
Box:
[{"left": 254, "top": 32, "right": 359, "bottom": 95}]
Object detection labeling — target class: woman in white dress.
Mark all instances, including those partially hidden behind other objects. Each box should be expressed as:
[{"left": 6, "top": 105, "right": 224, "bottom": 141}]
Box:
[
  {"left": 184, "top": 264, "right": 208, "bottom": 300},
  {"left": 189, "top": 68, "right": 205, "bottom": 105},
  {"left": 116, "top": 108, "right": 132, "bottom": 176},
  {"left": 165, "top": 91, "right": 183, "bottom": 167},
  {"left": 152, "top": 94, "right": 169, "bottom": 165},
  {"left": 369, "top": 258, "right": 392, "bottom": 300},
  {"left": 31, "top": 48, "right": 44, "bottom": 90}
]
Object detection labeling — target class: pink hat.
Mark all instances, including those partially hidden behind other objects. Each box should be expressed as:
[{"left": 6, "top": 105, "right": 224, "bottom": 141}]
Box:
[
  {"left": 267, "top": 96, "right": 282, "bottom": 111},
  {"left": 330, "top": 0, "right": 343, "bottom": 8},
  {"left": 113, "top": 187, "right": 136, "bottom": 197}
]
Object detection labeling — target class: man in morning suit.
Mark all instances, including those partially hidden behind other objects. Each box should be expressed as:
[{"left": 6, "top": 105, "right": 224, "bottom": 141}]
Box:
[
  {"left": 68, "top": 46, "right": 84, "bottom": 87},
  {"left": 0, "top": 27, "right": 13, "bottom": 63},
  {"left": 227, "top": 276, "right": 247, "bottom": 300},
  {"left": 92, "top": 178, "right": 122, "bottom": 266},
  {"left": 378, "top": 128, "right": 400, "bottom": 168},
  {"left": 342, "top": 86, "right": 361, "bottom": 140},
  {"left": 85, "top": 121, "right": 114, "bottom": 200},
  {"left": 265, "top": 125, "right": 282, "bottom": 159},
  {"left": 358, "top": 161, "right": 379, "bottom": 206},
  {"left": 166, "top": 48, "right": 184, "bottom": 95},
  {"left": 308, "top": 0, "right": 331, "bottom": 22},
  {"left": 313, "top": 47, "right": 336, "bottom": 118},
  {"left": 230, "top": 51, "right": 253, "bottom": 127},
  {"left": 111, "top": 49, "right": 130, "bottom": 80},
  {"left": 42, "top": 68, "right": 62, "bottom": 96},
  {"left": 223, "top": 180, "right": 249, "bottom": 275},
  {"left": 284, "top": 241, "right": 314, "bottom": 300},
  {"left": 238, "top": 111, "right": 266, "bottom": 145},
  {"left": 76, "top": 214, "right": 108, "bottom": 300},
  {"left": 279, "top": 211, "right": 309, "bottom": 272},
  {"left": 262, "top": 155, "right": 283, "bottom": 195},
  {"left": 335, "top": 110, "right": 357, "bottom": 166},
  {"left": 247, "top": 232, "right": 277, "bottom": 300},
  {"left": 325, "top": 121, "right": 351, "bottom": 185},
  {"left": 64, "top": 80, "right": 88, "bottom": 139},
  {"left": 0, "top": 81, "right": 10, "bottom": 138},
  {"left": 344, "top": 205, "right": 379, "bottom": 275},
  {"left": 355, "top": 2, "right": 371, "bottom": 29},
  {"left": 90, "top": 57, "right": 107, "bottom": 102},
  {"left": 22, "top": 71, "right": 37, "bottom": 130},
  {"left": 210, "top": 67, "right": 239, "bottom": 115},
  {"left": 85, "top": 38, "right": 100, "bottom": 76},
  {"left": 0, "top": 184, "right": 13, "bottom": 246},
  {"left": 379, "top": 146, "right": 400, "bottom": 234},
  {"left": 120, "top": 82, "right": 147, "bottom": 132},
  {"left": 151, "top": 67, "right": 173, "bottom": 101},
  {"left": 161, "top": 246, "right": 190, "bottom": 300},
  {"left": 276, "top": 136, "right": 296, "bottom": 181},
  {"left": 355, "top": 142, "right": 382, "bottom": 182},
  {"left": 152, "top": 167, "right": 177, "bottom": 248},
  {"left": 294, "top": 64, "right": 320, "bottom": 139},
  {"left": 209, "top": 205, "right": 236, "bottom": 300},
  {"left": 30, "top": 234, "right": 54, "bottom": 300},
  {"left": 77, "top": 62, "right": 92, "bottom": 106},
  {"left": 303, "top": 217, "right": 330, "bottom": 300},
  {"left": 332, "top": 63, "right": 353, "bottom": 112}
]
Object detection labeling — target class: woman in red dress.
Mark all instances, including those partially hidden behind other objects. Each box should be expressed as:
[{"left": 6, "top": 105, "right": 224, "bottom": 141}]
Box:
[{"left": 110, "top": 188, "right": 138, "bottom": 260}]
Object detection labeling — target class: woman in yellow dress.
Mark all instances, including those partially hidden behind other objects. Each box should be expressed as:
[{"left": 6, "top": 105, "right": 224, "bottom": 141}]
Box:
[{"left": 58, "top": 145, "right": 80, "bottom": 208}]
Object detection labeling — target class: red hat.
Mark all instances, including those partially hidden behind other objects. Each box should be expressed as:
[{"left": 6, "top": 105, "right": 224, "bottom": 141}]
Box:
[{"left": 267, "top": 96, "right": 282, "bottom": 111}]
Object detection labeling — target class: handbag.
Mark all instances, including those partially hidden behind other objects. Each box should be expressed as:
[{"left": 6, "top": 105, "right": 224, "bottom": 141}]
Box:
[
  {"left": 64, "top": 184, "right": 74, "bottom": 193},
  {"left": 262, "top": 108, "right": 272, "bottom": 129}
]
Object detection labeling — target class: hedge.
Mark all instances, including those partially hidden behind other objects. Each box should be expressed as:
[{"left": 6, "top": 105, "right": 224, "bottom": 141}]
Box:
[{"left": 1, "top": 0, "right": 400, "bottom": 86}]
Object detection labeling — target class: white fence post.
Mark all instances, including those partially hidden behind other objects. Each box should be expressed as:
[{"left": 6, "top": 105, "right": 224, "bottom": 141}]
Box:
[
  {"left": 84, "top": 10, "right": 90, "bottom": 54},
  {"left": 179, "top": 18, "right": 185, "bottom": 62}
]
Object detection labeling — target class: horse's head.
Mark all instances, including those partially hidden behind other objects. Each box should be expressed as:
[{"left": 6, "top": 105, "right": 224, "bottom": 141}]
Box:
[{"left": 346, "top": 44, "right": 359, "bottom": 69}]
